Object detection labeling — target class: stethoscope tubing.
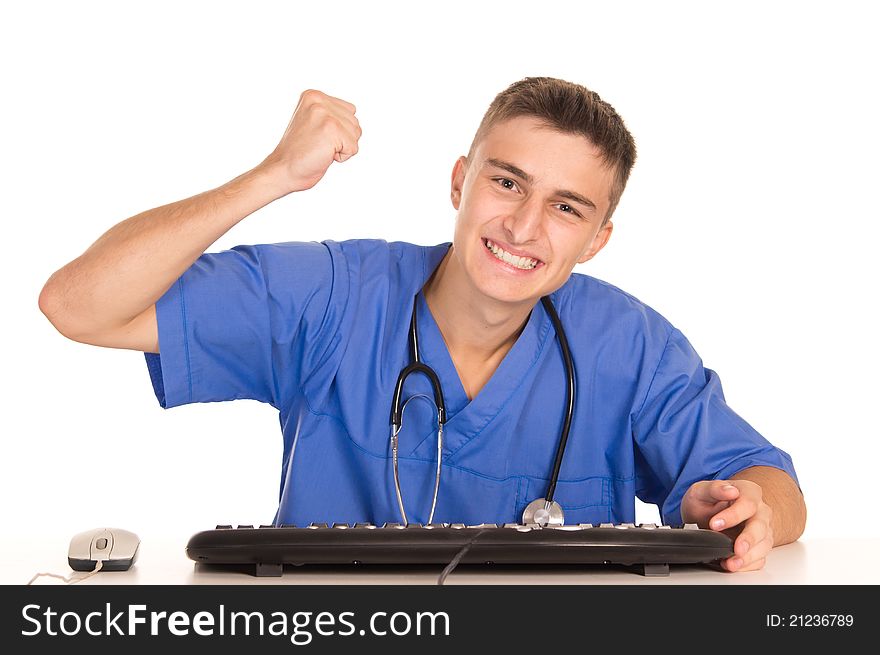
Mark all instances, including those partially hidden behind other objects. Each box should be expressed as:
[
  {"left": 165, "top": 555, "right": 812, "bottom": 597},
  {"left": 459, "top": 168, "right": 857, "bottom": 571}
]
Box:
[
  {"left": 390, "top": 292, "right": 575, "bottom": 524},
  {"left": 539, "top": 295, "right": 575, "bottom": 505}
]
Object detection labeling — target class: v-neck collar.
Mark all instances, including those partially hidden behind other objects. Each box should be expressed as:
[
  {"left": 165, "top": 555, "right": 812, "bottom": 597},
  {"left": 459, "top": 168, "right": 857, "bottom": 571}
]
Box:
[{"left": 412, "top": 243, "right": 554, "bottom": 458}]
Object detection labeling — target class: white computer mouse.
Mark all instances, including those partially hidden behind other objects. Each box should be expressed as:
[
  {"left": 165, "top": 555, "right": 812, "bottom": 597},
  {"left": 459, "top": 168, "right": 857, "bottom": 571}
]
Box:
[{"left": 68, "top": 527, "right": 140, "bottom": 572}]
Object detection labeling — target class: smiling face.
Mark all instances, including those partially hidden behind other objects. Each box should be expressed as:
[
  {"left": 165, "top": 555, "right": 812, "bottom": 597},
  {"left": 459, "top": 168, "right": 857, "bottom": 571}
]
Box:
[{"left": 449, "top": 116, "right": 617, "bottom": 308}]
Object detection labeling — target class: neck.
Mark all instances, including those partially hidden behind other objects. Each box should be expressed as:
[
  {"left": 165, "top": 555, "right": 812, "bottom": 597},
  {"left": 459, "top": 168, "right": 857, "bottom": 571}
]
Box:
[{"left": 422, "top": 246, "right": 535, "bottom": 363}]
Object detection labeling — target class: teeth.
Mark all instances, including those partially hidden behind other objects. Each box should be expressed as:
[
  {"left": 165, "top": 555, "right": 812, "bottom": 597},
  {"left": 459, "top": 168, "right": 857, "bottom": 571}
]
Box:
[{"left": 485, "top": 240, "right": 539, "bottom": 270}]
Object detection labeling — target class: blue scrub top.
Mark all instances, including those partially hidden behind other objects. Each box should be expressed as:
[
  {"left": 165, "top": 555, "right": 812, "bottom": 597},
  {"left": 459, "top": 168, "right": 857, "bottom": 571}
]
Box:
[{"left": 145, "top": 239, "right": 798, "bottom": 526}]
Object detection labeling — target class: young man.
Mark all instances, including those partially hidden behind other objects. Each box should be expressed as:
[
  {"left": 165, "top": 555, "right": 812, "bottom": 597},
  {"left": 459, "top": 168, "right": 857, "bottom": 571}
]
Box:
[{"left": 39, "top": 78, "right": 806, "bottom": 572}]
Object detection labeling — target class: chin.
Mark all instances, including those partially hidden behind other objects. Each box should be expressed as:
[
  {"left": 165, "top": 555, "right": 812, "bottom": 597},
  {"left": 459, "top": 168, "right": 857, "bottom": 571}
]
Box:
[{"left": 471, "top": 277, "right": 544, "bottom": 307}]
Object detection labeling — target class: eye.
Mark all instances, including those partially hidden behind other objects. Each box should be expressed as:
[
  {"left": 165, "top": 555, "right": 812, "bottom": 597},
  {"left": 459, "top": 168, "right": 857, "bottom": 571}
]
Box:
[
  {"left": 556, "top": 203, "right": 582, "bottom": 218},
  {"left": 493, "top": 177, "right": 519, "bottom": 191}
]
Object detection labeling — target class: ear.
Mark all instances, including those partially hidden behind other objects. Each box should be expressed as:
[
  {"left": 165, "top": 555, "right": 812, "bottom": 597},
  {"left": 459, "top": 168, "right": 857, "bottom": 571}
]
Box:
[
  {"left": 577, "top": 221, "right": 614, "bottom": 264},
  {"left": 450, "top": 156, "right": 468, "bottom": 210}
]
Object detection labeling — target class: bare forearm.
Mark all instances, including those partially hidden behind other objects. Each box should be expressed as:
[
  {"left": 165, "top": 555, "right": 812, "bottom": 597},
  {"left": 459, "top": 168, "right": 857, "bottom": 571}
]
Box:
[
  {"left": 732, "top": 465, "right": 806, "bottom": 545},
  {"left": 40, "top": 90, "right": 361, "bottom": 346},
  {"left": 39, "top": 164, "right": 286, "bottom": 338}
]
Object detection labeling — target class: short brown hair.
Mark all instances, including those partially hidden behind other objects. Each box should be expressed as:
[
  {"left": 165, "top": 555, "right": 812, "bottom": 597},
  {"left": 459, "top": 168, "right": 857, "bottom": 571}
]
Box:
[{"left": 467, "top": 77, "right": 637, "bottom": 224}]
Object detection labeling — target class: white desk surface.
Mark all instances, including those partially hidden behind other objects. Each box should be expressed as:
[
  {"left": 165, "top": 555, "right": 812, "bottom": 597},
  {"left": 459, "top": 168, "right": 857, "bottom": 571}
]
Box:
[{"left": 9, "top": 533, "right": 879, "bottom": 585}]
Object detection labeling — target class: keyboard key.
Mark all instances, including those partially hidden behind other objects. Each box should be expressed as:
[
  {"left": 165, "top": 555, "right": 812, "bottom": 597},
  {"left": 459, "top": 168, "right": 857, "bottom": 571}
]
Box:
[
  {"left": 236, "top": 525, "right": 254, "bottom": 529},
  {"left": 215, "top": 525, "right": 233, "bottom": 530}
]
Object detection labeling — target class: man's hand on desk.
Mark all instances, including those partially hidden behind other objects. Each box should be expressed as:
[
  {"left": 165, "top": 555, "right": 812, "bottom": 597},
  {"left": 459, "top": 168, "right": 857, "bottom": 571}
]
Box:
[{"left": 681, "top": 479, "right": 773, "bottom": 573}]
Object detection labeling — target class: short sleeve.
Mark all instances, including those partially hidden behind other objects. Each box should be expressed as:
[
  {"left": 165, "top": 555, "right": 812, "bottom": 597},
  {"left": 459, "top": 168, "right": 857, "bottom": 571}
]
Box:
[
  {"left": 143, "top": 241, "right": 337, "bottom": 410},
  {"left": 632, "top": 328, "right": 799, "bottom": 525}
]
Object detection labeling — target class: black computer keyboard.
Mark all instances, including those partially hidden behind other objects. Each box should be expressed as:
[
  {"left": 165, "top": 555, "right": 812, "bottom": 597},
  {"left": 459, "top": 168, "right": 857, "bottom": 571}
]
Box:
[{"left": 186, "top": 522, "right": 733, "bottom": 578}]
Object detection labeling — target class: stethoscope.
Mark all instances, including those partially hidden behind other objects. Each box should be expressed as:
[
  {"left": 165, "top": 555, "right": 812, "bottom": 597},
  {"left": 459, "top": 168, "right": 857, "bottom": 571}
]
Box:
[{"left": 390, "top": 293, "right": 575, "bottom": 527}]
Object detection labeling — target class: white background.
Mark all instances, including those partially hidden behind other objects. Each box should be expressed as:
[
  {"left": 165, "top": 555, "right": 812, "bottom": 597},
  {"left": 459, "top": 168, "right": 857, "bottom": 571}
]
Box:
[{"left": 2, "top": 1, "right": 878, "bottom": 580}]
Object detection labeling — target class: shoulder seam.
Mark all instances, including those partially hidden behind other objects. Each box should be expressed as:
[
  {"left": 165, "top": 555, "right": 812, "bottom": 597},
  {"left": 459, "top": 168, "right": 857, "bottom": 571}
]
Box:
[
  {"left": 297, "top": 241, "right": 339, "bottom": 395},
  {"left": 632, "top": 325, "right": 677, "bottom": 422},
  {"left": 316, "top": 241, "right": 336, "bottom": 345}
]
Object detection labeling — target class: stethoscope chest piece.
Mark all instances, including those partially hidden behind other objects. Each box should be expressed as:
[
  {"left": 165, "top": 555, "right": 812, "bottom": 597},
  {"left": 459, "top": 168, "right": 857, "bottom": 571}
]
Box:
[{"left": 522, "top": 498, "right": 565, "bottom": 527}]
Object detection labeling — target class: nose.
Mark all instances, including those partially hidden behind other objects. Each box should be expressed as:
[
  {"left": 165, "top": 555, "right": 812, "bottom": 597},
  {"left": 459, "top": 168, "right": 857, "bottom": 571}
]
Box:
[{"left": 502, "top": 194, "right": 544, "bottom": 244}]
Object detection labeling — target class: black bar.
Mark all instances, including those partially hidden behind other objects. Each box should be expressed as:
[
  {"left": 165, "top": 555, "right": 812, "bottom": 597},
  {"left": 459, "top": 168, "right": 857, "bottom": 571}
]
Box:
[{"left": 3, "top": 585, "right": 874, "bottom": 652}]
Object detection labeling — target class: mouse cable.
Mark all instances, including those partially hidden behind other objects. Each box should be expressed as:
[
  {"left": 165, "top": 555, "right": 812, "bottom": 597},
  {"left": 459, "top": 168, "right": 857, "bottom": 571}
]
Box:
[
  {"left": 437, "top": 528, "right": 490, "bottom": 586},
  {"left": 26, "top": 559, "right": 103, "bottom": 586}
]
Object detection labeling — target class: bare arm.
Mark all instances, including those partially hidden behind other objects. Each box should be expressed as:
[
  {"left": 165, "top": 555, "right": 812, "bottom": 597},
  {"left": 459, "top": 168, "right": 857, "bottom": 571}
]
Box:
[
  {"left": 38, "top": 90, "right": 362, "bottom": 353},
  {"left": 39, "top": 167, "right": 286, "bottom": 352},
  {"left": 731, "top": 465, "right": 806, "bottom": 545}
]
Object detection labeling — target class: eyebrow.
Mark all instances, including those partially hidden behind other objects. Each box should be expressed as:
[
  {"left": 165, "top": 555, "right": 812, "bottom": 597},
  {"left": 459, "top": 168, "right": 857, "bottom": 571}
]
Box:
[{"left": 484, "top": 158, "right": 598, "bottom": 213}]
